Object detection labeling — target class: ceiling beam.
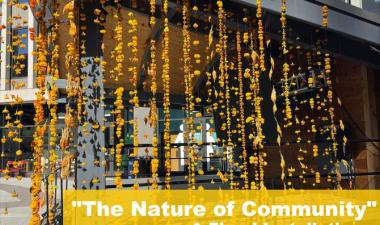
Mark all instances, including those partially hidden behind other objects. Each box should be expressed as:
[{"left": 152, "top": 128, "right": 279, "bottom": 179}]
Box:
[{"left": 231, "top": 0, "right": 380, "bottom": 46}]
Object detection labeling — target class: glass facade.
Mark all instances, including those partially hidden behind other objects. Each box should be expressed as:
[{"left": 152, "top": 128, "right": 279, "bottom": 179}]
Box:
[
  {"left": 11, "top": 28, "right": 28, "bottom": 79},
  {"left": 156, "top": 109, "right": 221, "bottom": 174},
  {"left": 362, "top": 0, "right": 380, "bottom": 14},
  {"left": 0, "top": 0, "right": 33, "bottom": 91},
  {"left": 339, "top": 0, "right": 380, "bottom": 14},
  {"left": 110, "top": 107, "right": 222, "bottom": 177},
  {"left": 10, "top": 0, "right": 29, "bottom": 87}
]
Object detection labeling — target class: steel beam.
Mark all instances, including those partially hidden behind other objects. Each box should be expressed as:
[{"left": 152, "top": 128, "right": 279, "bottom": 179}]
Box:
[{"left": 231, "top": 0, "right": 380, "bottom": 46}]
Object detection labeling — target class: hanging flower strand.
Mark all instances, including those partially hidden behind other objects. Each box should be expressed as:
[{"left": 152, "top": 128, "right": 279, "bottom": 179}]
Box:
[
  {"left": 127, "top": 11, "right": 140, "bottom": 190},
  {"left": 268, "top": 43, "right": 286, "bottom": 188},
  {"left": 60, "top": 0, "right": 78, "bottom": 178},
  {"left": 257, "top": 0, "right": 265, "bottom": 72},
  {"left": 111, "top": 1, "right": 124, "bottom": 82},
  {"left": 254, "top": 64, "right": 266, "bottom": 189},
  {"left": 47, "top": 1, "right": 60, "bottom": 222},
  {"left": 322, "top": 5, "right": 328, "bottom": 28},
  {"left": 280, "top": 0, "right": 292, "bottom": 121},
  {"left": 249, "top": 35, "right": 266, "bottom": 190},
  {"left": 30, "top": 32, "right": 48, "bottom": 225},
  {"left": 322, "top": 5, "right": 341, "bottom": 189},
  {"left": 247, "top": 32, "right": 259, "bottom": 190},
  {"left": 162, "top": 0, "right": 171, "bottom": 189},
  {"left": 236, "top": 31, "right": 249, "bottom": 189},
  {"left": 216, "top": 0, "right": 233, "bottom": 188},
  {"left": 149, "top": 0, "right": 159, "bottom": 190},
  {"left": 112, "top": 0, "right": 126, "bottom": 189},
  {"left": 182, "top": 0, "right": 196, "bottom": 189},
  {"left": 255, "top": 1, "right": 268, "bottom": 189},
  {"left": 114, "top": 87, "right": 125, "bottom": 189},
  {"left": 224, "top": 38, "right": 234, "bottom": 190}
]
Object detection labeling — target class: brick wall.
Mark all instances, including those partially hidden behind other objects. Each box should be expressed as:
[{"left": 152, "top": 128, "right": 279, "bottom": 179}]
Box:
[
  {"left": 334, "top": 58, "right": 380, "bottom": 189},
  {"left": 242, "top": 57, "right": 377, "bottom": 189},
  {"left": 375, "top": 69, "right": 380, "bottom": 141},
  {"left": 334, "top": 58, "right": 367, "bottom": 188}
]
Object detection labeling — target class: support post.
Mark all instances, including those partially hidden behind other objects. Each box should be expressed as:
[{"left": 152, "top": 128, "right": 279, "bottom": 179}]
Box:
[
  {"left": 1, "top": 0, "right": 10, "bottom": 90},
  {"left": 76, "top": 2, "right": 106, "bottom": 190}
]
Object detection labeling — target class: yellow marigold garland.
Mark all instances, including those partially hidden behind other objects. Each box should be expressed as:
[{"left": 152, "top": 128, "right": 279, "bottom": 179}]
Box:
[
  {"left": 256, "top": 0, "right": 265, "bottom": 72},
  {"left": 280, "top": 0, "right": 292, "bottom": 121},
  {"left": 114, "top": 87, "right": 125, "bottom": 189},
  {"left": 126, "top": 11, "right": 140, "bottom": 190},
  {"left": 216, "top": 0, "right": 232, "bottom": 188},
  {"left": 149, "top": 0, "right": 159, "bottom": 190},
  {"left": 29, "top": 32, "right": 48, "bottom": 225},
  {"left": 248, "top": 33, "right": 266, "bottom": 189},
  {"left": 162, "top": 0, "right": 171, "bottom": 189},
  {"left": 322, "top": 5, "right": 341, "bottom": 189},
  {"left": 61, "top": 0, "right": 78, "bottom": 164},
  {"left": 182, "top": 0, "right": 196, "bottom": 189},
  {"left": 47, "top": 1, "right": 60, "bottom": 222},
  {"left": 322, "top": 5, "right": 329, "bottom": 28},
  {"left": 236, "top": 31, "right": 249, "bottom": 189},
  {"left": 111, "top": 2, "right": 124, "bottom": 82}
]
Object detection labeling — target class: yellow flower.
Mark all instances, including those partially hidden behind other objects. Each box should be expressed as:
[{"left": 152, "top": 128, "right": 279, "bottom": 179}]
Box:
[{"left": 2, "top": 107, "right": 8, "bottom": 114}]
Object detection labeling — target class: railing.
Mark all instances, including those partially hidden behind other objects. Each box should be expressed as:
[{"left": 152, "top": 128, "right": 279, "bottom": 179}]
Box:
[
  {"left": 275, "top": 70, "right": 327, "bottom": 100},
  {"left": 41, "top": 167, "right": 69, "bottom": 225}
]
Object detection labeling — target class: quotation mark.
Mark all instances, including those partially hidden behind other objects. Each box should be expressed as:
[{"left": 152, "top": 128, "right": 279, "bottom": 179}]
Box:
[
  {"left": 72, "top": 201, "right": 82, "bottom": 207},
  {"left": 367, "top": 201, "right": 377, "bottom": 207}
]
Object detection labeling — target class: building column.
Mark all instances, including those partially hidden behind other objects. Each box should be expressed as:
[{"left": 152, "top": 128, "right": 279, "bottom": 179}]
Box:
[
  {"left": 1, "top": 0, "right": 10, "bottom": 91},
  {"left": 77, "top": 57, "right": 106, "bottom": 189},
  {"left": 76, "top": 2, "right": 106, "bottom": 190},
  {"left": 27, "top": 3, "right": 36, "bottom": 89}
]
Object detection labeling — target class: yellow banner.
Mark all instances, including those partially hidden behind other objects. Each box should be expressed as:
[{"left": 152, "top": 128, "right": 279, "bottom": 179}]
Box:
[{"left": 63, "top": 190, "right": 380, "bottom": 225}]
